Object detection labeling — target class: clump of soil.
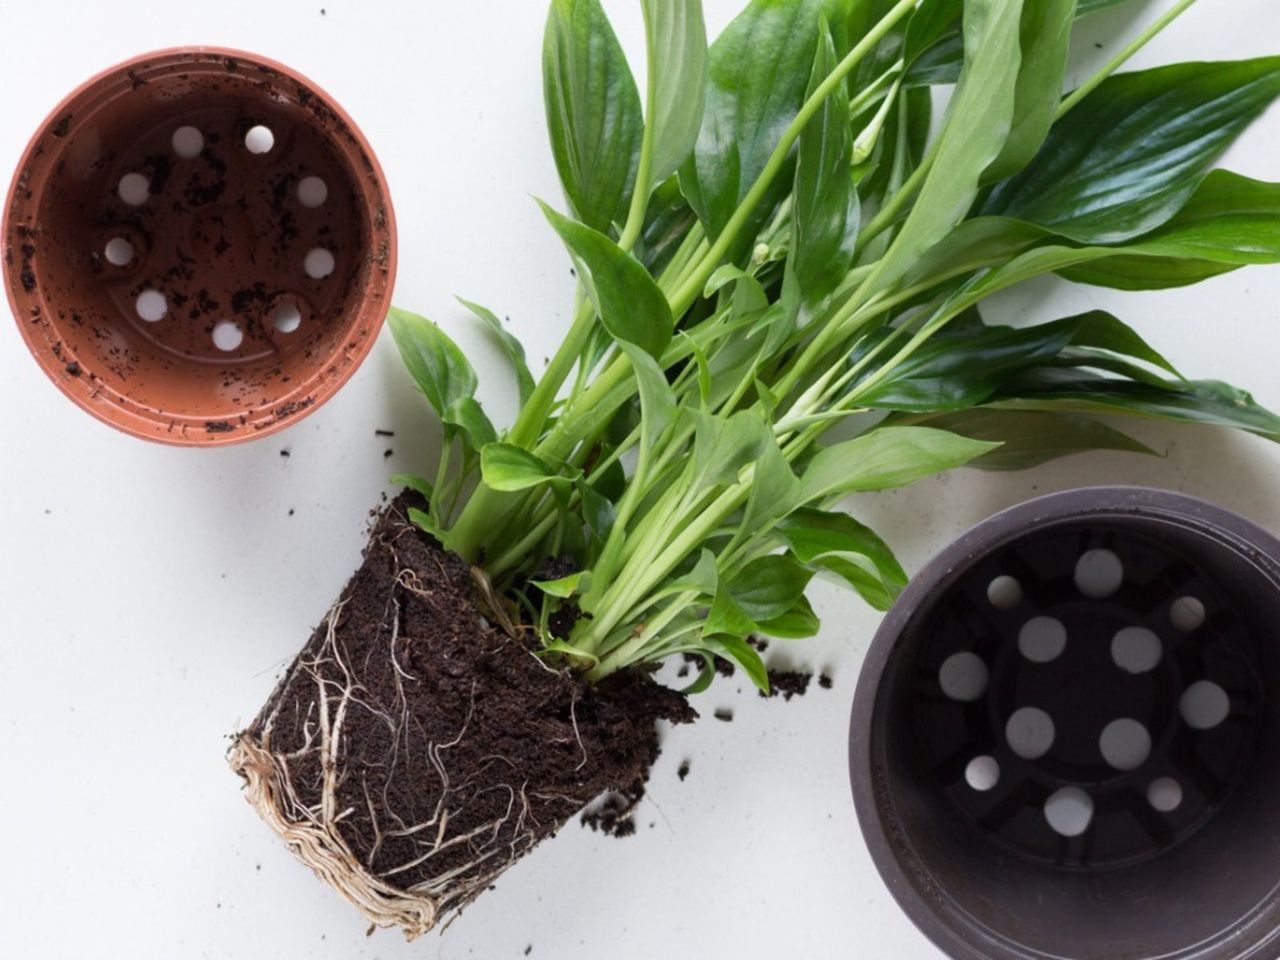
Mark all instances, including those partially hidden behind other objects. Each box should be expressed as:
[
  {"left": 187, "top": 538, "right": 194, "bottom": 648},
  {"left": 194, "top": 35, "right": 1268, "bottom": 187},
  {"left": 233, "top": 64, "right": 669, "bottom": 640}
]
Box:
[
  {"left": 761, "top": 670, "right": 812, "bottom": 701},
  {"left": 230, "top": 494, "right": 693, "bottom": 938}
]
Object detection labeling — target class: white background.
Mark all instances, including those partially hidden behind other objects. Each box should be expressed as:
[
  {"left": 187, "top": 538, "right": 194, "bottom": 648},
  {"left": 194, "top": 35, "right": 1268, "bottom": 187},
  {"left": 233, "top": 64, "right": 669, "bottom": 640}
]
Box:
[{"left": 1, "top": 1, "right": 1278, "bottom": 958}]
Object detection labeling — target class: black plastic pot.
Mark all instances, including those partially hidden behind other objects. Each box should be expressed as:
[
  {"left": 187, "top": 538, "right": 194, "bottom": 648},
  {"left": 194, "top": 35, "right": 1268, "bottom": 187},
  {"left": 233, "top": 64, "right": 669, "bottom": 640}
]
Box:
[{"left": 851, "top": 487, "right": 1280, "bottom": 960}]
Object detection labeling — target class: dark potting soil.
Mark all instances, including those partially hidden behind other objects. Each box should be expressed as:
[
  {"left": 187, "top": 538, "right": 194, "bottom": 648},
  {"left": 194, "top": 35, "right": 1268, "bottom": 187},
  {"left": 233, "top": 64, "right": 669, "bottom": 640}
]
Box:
[
  {"left": 761, "top": 670, "right": 812, "bottom": 701},
  {"left": 241, "top": 494, "right": 693, "bottom": 902}
]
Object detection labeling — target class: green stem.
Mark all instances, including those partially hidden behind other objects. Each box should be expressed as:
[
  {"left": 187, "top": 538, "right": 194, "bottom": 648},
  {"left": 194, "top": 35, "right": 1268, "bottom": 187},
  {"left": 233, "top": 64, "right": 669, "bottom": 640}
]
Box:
[
  {"left": 1057, "top": 0, "right": 1200, "bottom": 119},
  {"left": 667, "top": 0, "right": 920, "bottom": 315}
]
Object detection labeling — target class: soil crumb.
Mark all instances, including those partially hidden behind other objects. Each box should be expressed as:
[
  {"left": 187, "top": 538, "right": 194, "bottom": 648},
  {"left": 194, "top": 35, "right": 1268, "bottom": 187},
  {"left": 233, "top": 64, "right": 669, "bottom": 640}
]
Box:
[
  {"left": 761, "top": 670, "right": 812, "bottom": 701},
  {"left": 818, "top": 673, "right": 833, "bottom": 690},
  {"left": 714, "top": 708, "right": 734, "bottom": 722},
  {"left": 677, "top": 760, "right": 690, "bottom": 781}
]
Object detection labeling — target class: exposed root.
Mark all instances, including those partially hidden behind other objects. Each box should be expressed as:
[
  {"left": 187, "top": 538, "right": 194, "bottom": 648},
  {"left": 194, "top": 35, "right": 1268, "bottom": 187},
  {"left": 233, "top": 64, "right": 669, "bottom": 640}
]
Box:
[{"left": 229, "top": 495, "right": 693, "bottom": 938}]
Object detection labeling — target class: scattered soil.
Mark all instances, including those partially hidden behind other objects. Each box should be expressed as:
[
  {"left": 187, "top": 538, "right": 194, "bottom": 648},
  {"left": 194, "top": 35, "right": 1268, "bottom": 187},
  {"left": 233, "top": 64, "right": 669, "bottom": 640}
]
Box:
[
  {"left": 233, "top": 494, "right": 693, "bottom": 930},
  {"left": 762, "top": 670, "right": 812, "bottom": 701},
  {"left": 714, "top": 708, "right": 734, "bottom": 722},
  {"left": 818, "top": 673, "right": 833, "bottom": 690},
  {"left": 375, "top": 428, "right": 395, "bottom": 437},
  {"left": 677, "top": 760, "right": 690, "bottom": 781}
]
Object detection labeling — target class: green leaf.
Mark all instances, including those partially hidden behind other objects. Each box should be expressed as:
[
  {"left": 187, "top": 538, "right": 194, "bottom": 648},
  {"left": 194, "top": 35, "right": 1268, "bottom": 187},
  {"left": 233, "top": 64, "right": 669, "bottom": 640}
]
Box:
[
  {"left": 869, "top": 0, "right": 1026, "bottom": 295},
  {"left": 539, "top": 201, "right": 674, "bottom": 358},
  {"left": 532, "top": 571, "right": 590, "bottom": 598},
  {"left": 787, "top": 17, "right": 858, "bottom": 314},
  {"left": 800, "top": 426, "right": 1001, "bottom": 503},
  {"left": 543, "top": 0, "right": 643, "bottom": 232},
  {"left": 617, "top": 342, "right": 677, "bottom": 460},
  {"left": 726, "top": 554, "right": 814, "bottom": 622},
  {"left": 1076, "top": 0, "right": 1135, "bottom": 14},
  {"left": 480, "top": 443, "right": 576, "bottom": 492},
  {"left": 1058, "top": 171, "right": 1280, "bottom": 289},
  {"left": 777, "top": 508, "right": 907, "bottom": 611},
  {"left": 706, "top": 634, "right": 770, "bottom": 692},
  {"left": 740, "top": 434, "right": 802, "bottom": 537},
  {"left": 887, "top": 409, "right": 1156, "bottom": 470},
  {"left": 388, "top": 307, "right": 494, "bottom": 451},
  {"left": 982, "top": 0, "right": 1075, "bottom": 183},
  {"left": 688, "top": 408, "right": 771, "bottom": 492},
  {"left": 980, "top": 58, "right": 1280, "bottom": 242},
  {"left": 990, "top": 374, "right": 1280, "bottom": 441},
  {"left": 457, "top": 298, "right": 535, "bottom": 406},
  {"left": 756, "top": 594, "right": 821, "bottom": 639},
  {"left": 388, "top": 307, "right": 477, "bottom": 419},
  {"left": 407, "top": 507, "right": 448, "bottom": 544},
  {"left": 705, "top": 585, "right": 757, "bottom": 638},
  {"left": 679, "top": 0, "right": 827, "bottom": 256},
  {"left": 392, "top": 474, "right": 435, "bottom": 502},
  {"left": 580, "top": 481, "right": 617, "bottom": 550},
  {"left": 641, "top": 0, "right": 709, "bottom": 186}
]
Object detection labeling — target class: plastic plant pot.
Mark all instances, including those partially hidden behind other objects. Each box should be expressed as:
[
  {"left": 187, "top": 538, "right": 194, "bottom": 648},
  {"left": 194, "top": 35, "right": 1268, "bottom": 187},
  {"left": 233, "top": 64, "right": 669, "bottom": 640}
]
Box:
[
  {"left": 851, "top": 487, "right": 1280, "bottom": 960},
  {"left": 2, "top": 47, "right": 395, "bottom": 445}
]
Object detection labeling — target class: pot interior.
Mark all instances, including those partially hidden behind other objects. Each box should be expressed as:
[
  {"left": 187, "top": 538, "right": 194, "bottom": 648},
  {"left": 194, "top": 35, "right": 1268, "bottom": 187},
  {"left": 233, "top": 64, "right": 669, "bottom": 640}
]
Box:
[{"left": 872, "top": 507, "right": 1280, "bottom": 959}]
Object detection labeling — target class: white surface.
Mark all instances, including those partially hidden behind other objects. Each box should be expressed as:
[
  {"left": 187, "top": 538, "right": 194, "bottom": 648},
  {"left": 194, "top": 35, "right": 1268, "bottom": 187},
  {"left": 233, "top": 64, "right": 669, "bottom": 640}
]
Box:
[{"left": 1, "top": 2, "right": 1278, "bottom": 958}]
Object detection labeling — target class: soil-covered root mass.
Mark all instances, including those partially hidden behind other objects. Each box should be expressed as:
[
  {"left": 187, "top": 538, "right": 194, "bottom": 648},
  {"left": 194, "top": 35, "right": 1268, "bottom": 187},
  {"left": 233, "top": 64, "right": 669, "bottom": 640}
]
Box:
[{"left": 230, "top": 495, "right": 693, "bottom": 938}]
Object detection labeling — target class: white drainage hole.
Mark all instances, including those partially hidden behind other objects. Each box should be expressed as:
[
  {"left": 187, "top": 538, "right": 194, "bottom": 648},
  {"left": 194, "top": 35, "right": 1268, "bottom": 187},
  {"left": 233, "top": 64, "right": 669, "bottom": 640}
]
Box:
[
  {"left": 244, "top": 124, "right": 275, "bottom": 154},
  {"left": 272, "top": 303, "right": 303, "bottom": 334},
  {"left": 1006, "top": 707, "right": 1055, "bottom": 760},
  {"left": 1075, "top": 548, "right": 1124, "bottom": 598},
  {"left": 1148, "top": 777, "right": 1184, "bottom": 813},
  {"left": 135, "top": 289, "right": 167, "bottom": 322},
  {"left": 1099, "top": 718, "right": 1152, "bottom": 771},
  {"left": 965, "top": 756, "right": 1000, "bottom": 792},
  {"left": 1111, "top": 626, "right": 1163, "bottom": 674},
  {"left": 1045, "top": 787, "right": 1094, "bottom": 837},
  {"left": 104, "top": 237, "right": 134, "bottom": 266},
  {"left": 939, "top": 652, "right": 988, "bottom": 703},
  {"left": 297, "top": 175, "right": 329, "bottom": 208},
  {"left": 987, "top": 575, "right": 1023, "bottom": 610},
  {"left": 212, "top": 320, "right": 244, "bottom": 352},
  {"left": 117, "top": 172, "right": 150, "bottom": 206},
  {"left": 1018, "top": 616, "right": 1067, "bottom": 664},
  {"left": 304, "top": 247, "right": 335, "bottom": 279},
  {"left": 1180, "top": 680, "right": 1229, "bottom": 730},
  {"left": 171, "top": 125, "right": 205, "bottom": 158},
  {"left": 1171, "top": 596, "right": 1206, "bottom": 632}
]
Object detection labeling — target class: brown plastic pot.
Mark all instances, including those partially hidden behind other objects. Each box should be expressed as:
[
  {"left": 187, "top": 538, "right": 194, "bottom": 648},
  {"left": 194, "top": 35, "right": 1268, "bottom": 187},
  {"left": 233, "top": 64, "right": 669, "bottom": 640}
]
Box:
[
  {"left": 852, "top": 487, "right": 1280, "bottom": 960},
  {"left": 3, "top": 47, "right": 395, "bottom": 445}
]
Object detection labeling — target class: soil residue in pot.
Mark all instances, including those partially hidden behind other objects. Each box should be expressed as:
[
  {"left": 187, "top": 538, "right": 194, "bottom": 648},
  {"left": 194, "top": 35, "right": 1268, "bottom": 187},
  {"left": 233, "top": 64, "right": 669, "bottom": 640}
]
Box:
[{"left": 232, "top": 494, "right": 692, "bottom": 934}]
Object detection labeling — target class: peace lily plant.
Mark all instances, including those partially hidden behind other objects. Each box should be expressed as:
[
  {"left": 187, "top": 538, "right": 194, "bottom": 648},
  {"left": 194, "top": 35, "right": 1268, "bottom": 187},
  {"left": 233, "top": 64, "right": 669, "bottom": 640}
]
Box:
[
  {"left": 235, "top": 0, "right": 1280, "bottom": 938},
  {"left": 391, "top": 0, "right": 1280, "bottom": 692}
]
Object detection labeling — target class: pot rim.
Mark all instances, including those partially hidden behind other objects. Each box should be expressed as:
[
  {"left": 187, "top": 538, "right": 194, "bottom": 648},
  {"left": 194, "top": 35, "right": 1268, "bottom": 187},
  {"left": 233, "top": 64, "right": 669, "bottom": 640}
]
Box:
[
  {"left": 850, "top": 485, "right": 1280, "bottom": 960},
  {"left": 2, "top": 45, "right": 398, "bottom": 446}
]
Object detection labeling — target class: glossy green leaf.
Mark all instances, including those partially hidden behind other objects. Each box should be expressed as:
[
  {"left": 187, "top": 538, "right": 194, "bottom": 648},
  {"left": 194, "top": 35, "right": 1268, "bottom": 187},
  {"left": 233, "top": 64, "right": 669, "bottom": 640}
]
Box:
[
  {"left": 870, "top": 0, "right": 1026, "bottom": 295},
  {"left": 1059, "top": 171, "right": 1280, "bottom": 289},
  {"left": 543, "top": 0, "right": 643, "bottom": 232},
  {"left": 740, "top": 434, "right": 802, "bottom": 537},
  {"left": 983, "top": 0, "right": 1076, "bottom": 183},
  {"left": 680, "top": 0, "right": 827, "bottom": 253},
  {"left": 981, "top": 58, "right": 1280, "bottom": 242},
  {"left": 617, "top": 342, "right": 677, "bottom": 461},
  {"left": 392, "top": 474, "right": 435, "bottom": 502},
  {"left": 457, "top": 298, "right": 535, "bottom": 406},
  {"left": 756, "top": 594, "right": 821, "bottom": 638},
  {"left": 641, "top": 0, "right": 709, "bottom": 186},
  {"left": 706, "top": 634, "right": 770, "bottom": 692},
  {"left": 726, "top": 554, "right": 814, "bottom": 622},
  {"left": 481, "top": 443, "right": 575, "bottom": 492},
  {"left": 705, "top": 585, "right": 757, "bottom": 637},
  {"left": 800, "top": 426, "right": 1000, "bottom": 503},
  {"left": 532, "top": 571, "right": 590, "bottom": 598},
  {"left": 407, "top": 507, "right": 448, "bottom": 543},
  {"left": 991, "top": 374, "right": 1280, "bottom": 441},
  {"left": 788, "top": 18, "right": 858, "bottom": 314},
  {"left": 539, "top": 201, "right": 674, "bottom": 357},
  {"left": 777, "top": 507, "right": 907, "bottom": 610},
  {"left": 888, "top": 408, "right": 1156, "bottom": 470},
  {"left": 1077, "top": 0, "right": 1134, "bottom": 14},
  {"left": 689, "top": 407, "right": 772, "bottom": 492}
]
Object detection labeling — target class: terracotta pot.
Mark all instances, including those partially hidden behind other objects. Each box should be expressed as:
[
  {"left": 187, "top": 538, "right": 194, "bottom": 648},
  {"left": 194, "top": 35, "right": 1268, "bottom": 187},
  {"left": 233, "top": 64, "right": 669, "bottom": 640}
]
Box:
[
  {"left": 851, "top": 487, "right": 1280, "bottom": 960},
  {"left": 2, "top": 47, "right": 395, "bottom": 445}
]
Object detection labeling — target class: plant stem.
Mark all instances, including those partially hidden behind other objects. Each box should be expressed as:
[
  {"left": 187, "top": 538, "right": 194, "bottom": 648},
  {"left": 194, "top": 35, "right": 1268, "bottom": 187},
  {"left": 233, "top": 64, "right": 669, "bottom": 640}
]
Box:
[
  {"left": 667, "top": 0, "right": 920, "bottom": 315},
  {"left": 1057, "top": 0, "right": 1201, "bottom": 119}
]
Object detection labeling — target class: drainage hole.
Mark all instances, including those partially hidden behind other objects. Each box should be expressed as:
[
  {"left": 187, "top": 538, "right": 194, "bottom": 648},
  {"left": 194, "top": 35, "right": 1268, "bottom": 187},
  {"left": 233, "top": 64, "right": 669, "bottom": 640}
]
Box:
[
  {"left": 939, "top": 652, "right": 988, "bottom": 702},
  {"left": 1075, "top": 548, "right": 1123, "bottom": 598},
  {"left": 104, "top": 237, "right": 134, "bottom": 266},
  {"left": 1170, "top": 596, "right": 1206, "bottom": 632},
  {"left": 1147, "top": 777, "right": 1183, "bottom": 812},
  {"left": 117, "top": 172, "right": 150, "bottom": 206},
  {"left": 272, "top": 303, "right": 303, "bottom": 334},
  {"left": 212, "top": 320, "right": 245, "bottom": 352},
  {"left": 1006, "top": 707, "right": 1055, "bottom": 760},
  {"left": 987, "top": 575, "right": 1022, "bottom": 610},
  {"left": 304, "top": 247, "right": 336, "bottom": 279},
  {"left": 1099, "top": 718, "right": 1152, "bottom": 771},
  {"left": 244, "top": 125, "right": 275, "bottom": 154},
  {"left": 965, "top": 756, "right": 1000, "bottom": 792},
  {"left": 1018, "top": 616, "right": 1067, "bottom": 663},
  {"left": 135, "top": 289, "right": 167, "bottom": 322},
  {"left": 1180, "top": 680, "right": 1229, "bottom": 730},
  {"left": 1045, "top": 787, "right": 1094, "bottom": 837},
  {"left": 172, "top": 125, "right": 205, "bottom": 158},
  {"left": 1111, "top": 626, "right": 1162, "bottom": 674},
  {"left": 297, "top": 175, "right": 328, "bottom": 208}
]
